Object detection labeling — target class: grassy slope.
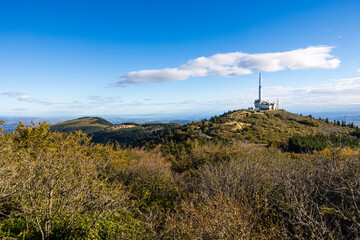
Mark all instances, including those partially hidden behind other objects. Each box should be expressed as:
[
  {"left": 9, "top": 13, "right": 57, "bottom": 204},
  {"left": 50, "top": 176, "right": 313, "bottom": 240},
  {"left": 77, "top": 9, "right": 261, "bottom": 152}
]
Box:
[
  {"left": 139, "top": 109, "right": 352, "bottom": 149},
  {"left": 220, "top": 110, "right": 344, "bottom": 145},
  {"left": 50, "top": 117, "right": 113, "bottom": 134}
]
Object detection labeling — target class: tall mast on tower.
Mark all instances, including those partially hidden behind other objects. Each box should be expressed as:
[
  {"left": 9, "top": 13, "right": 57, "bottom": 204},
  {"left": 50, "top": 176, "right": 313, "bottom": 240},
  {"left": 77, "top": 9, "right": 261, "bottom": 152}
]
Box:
[{"left": 259, "top": 73, "right": 262, "bottom": 101}]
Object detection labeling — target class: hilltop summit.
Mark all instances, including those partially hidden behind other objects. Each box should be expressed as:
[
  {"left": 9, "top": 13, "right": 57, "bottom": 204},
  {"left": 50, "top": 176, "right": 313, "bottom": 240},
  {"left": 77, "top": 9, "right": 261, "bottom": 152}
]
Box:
[
  {"left": 139, "top": 109, "right": 357, "bottom": 152},
  {"left": 49, "top": 110, "right": 358, "bottom": 152}
]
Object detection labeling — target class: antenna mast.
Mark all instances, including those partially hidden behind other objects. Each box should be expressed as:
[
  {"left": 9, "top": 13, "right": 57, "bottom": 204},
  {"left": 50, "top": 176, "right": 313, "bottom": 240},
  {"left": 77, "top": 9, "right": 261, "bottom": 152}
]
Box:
[{"left": 259, "top": 73, "right": 262, "bottom": 101}]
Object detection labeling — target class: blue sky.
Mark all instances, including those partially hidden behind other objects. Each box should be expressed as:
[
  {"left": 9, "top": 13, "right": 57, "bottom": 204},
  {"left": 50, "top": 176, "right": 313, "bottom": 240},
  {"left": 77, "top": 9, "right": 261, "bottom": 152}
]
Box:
[{"left": 1, "top": 0, "right": 360, "bottom": 117}]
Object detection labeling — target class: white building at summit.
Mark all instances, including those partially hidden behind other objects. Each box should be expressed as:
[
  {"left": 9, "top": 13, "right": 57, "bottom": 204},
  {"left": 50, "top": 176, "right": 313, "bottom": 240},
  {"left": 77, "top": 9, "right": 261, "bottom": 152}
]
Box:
[{"left": 254, "top": 73, "right": 277, "bottom": 110}]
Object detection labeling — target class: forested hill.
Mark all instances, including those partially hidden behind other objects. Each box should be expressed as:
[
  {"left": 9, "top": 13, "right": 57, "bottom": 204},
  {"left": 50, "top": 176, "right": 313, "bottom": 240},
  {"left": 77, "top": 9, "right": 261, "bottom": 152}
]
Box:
[
  {"left": 49, "top": 117, "right": 178, "bottom": 146},
  {"left": 50, "top": 117, "right": 114, "bottom": 134},
  {"left": 137, "top": 109, "right": 360, "bottom": 153}
]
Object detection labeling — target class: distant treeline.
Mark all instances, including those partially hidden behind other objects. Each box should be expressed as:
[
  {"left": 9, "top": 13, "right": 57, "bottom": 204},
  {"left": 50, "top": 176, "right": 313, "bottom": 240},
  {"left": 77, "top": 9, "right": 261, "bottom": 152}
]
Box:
[
  {"left": 91, "top": 123, "right": 178, "bottom": 146},
  {"left": 287, "top": 133, "right": 360, "bottom": 153}
]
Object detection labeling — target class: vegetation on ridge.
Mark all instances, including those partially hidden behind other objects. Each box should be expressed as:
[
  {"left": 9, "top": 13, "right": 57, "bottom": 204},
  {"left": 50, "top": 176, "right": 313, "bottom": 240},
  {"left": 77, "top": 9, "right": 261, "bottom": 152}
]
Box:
[
  {"left": 2, "top": 110, "right": 360, "bottom": 239},
  {"left": 49, "top": 117, "right": 113, "bottom": 134},
  {"left": 50, "top": 117, "right": 178, "bottom": 146},
  {"left": 49, "top": 110, "right": 359, "bottom": 152},
  {"left": 138, "top": 110, "right": 359, "bottom": 160}
]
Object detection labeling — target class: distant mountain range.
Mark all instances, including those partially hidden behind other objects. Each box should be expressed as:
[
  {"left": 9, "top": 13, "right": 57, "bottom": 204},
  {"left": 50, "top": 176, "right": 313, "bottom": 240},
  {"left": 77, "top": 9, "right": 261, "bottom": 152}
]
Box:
[{"left": 0, "top": 117, "right": 70, "bottom": 133}]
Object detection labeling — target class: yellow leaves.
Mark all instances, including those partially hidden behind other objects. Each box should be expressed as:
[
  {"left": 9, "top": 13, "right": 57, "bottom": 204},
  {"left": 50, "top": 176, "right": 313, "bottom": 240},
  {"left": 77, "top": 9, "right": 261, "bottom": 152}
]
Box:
[
  {"left": 321, "top": 206, "right": 337, "bottom": 215},
  {"left": 314, "top": 147, "right": 332, "bottom": 158},
  {"left": 315, "top": 146, "right": 359, "bottom": 160},
  {"left": 0, "top": 120, "right": 5, "bottom": 134}
]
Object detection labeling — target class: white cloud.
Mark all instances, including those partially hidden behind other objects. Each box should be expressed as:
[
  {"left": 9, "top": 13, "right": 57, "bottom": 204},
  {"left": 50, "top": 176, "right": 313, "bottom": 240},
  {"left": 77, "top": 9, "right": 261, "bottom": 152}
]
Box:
[
  {"left": 89, "top": 95, "right": 122, "bottom": 102},
  {"left": 97, "top": 77, "right": 360, "bottom": 113},
  {"left": 132, "top": 76, "right": 360, "bottom": 112},
  {"left": 240, "top": 77, "right": 360, "bottom": 109},
  {"left": 357, "top": 68, "right": 360, "bottom": 73},
  {"left": 115, "top": 46, "right": 340, "bottom": 86},
  {"left": 2, "top": 92, "right": 55, "bottom": 105},
  {"left": 2, "top": 92, "right": 125, "bottom": 110}
]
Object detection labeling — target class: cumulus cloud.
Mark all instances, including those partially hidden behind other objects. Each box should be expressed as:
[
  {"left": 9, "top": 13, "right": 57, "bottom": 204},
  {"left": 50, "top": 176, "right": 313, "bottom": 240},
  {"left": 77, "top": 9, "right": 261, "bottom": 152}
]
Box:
[
  {"left": 115, "top": 46, "right": 340, "bottom": 86},
  {"left": 2, "top": 92, "right": 55, "bottom": 105},
  {"left": 245, "top": 77, "right": 360, "bottom": 108},
  {"left": 102, "top": 76, "right": 360, "bottom": 112}
]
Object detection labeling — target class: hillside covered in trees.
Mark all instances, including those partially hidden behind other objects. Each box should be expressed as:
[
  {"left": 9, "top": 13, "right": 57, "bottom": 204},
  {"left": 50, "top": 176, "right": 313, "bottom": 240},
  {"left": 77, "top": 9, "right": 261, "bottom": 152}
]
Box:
[
  {"left": 50, "top": 117, "right": 178, "bottom": 146},
  {"left": 138, "top": 110, "right": 360, "bottom": 155},
  {"left": 2, "top": 110, "right": 360, "bottom": 239}
]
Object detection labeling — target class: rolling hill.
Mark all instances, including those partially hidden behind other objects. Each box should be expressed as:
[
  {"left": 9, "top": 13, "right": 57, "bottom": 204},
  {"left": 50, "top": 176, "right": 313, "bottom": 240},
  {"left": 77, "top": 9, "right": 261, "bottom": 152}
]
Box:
[
  {"left": 49, "top": 117, "right": 114, "bottom": 134},
  {"left": 49, "top": 117, "right": 178, "bottom": 146},
  {"left": 137, "top": 109, "right": 360, "bottom": 152},
  {"left": 50, "top": 110, "right": 360, "bottom": 151}
]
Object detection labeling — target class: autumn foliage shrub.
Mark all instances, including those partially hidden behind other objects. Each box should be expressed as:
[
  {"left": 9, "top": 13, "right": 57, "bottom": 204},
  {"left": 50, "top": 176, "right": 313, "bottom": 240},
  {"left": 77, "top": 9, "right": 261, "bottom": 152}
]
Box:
[
  {"left": 165, "top": 145, "right": 360, "bottom": 239},
  {"left": 2, "top": 121, "right": 360, "bottom": 239}
]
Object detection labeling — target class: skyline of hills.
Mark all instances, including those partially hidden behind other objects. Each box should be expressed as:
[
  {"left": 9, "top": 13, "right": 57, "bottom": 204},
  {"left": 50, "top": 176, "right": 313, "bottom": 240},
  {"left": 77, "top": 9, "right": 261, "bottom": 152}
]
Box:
[
  {"left": 2, "top": 110, "right": 360, "bottom": 133},
  {"left": 38, "top": 109, "right": 360, "bottom": 155}
]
